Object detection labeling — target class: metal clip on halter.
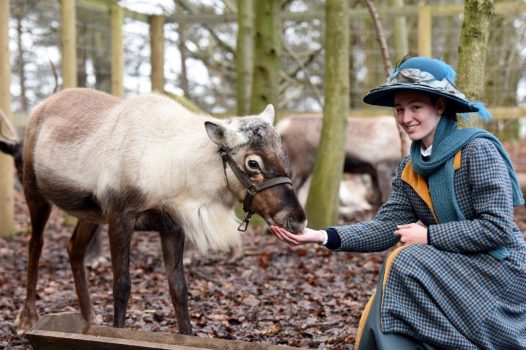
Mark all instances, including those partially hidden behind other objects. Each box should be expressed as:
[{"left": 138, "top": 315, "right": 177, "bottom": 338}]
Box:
[{"left": 238, "top": 211, "right": 252, "bottom": 232}]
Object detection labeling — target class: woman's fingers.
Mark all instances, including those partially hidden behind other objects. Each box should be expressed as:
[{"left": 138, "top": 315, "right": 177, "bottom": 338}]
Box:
[{"left": 271, "top": 226, "right": 305, "bottom": 246}]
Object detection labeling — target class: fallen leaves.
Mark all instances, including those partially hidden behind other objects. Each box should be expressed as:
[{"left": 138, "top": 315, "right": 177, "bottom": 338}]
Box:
[{"left": 2, "top": 173, "right": 526, "bottom": 349}]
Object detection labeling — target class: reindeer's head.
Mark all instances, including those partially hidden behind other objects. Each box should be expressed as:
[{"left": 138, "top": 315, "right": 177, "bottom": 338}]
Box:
[{"left": 205, "top": 105, "right": 306, "bottom": 234}]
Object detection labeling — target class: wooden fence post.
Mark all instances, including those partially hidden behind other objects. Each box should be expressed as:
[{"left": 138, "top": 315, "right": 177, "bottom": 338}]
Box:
[
  {"left": 150, "top": 15, "right": 164, "bottom": 92},
  {"left": 418, "top": 4, "right": 432, "bottom": 57},
  {"left": 60, "top": 0, "right": 78, "bottom": 227},
  {"left": 61, "top": 0, "right": 77, "bottom": 88},
  {"left": 0, "top": 0, "right": 15, "bottom": 237},
  {"left": 111, "top": 2, "right": 124, "bottom": 97}
]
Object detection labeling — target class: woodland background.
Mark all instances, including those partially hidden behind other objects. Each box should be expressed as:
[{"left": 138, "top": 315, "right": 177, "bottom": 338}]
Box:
[{"left": 1, "top": 0, "right": 526, "bottom": 349}]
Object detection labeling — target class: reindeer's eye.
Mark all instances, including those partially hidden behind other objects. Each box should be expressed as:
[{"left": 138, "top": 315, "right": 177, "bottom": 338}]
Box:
[
  {"left": 247, "top": 160, "right": 259, "bottom": 170},
  {"left": 245, "top": 155, "right": 263, "bottom": 173}
]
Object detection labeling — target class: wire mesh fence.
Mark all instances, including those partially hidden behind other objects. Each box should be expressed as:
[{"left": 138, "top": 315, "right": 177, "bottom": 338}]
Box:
[{"left": 6, "top": 1, "right": 526, "bottom": 129}]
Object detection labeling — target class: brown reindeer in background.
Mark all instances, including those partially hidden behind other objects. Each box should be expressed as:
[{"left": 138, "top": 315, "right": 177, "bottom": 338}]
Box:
[
  {"left": 277, "top": 114, "right": 410, "bottom": 206},
  {"left": 15, "top": 88, "right": 306, "bottom": 334}
]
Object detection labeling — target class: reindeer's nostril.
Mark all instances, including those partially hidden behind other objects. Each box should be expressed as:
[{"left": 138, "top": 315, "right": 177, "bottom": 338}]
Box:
[{"left": 283, "top": 216, "right": 306, "bottom": 235}]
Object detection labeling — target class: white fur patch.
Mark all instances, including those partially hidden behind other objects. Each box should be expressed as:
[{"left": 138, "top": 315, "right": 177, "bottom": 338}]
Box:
[{"left": 176, "top": 201, "right": 242, "bottom": 253}]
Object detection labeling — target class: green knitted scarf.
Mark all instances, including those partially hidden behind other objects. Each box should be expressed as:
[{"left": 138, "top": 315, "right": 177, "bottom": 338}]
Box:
[{"left": 410, "top": 117, "right": 524, "bottom": 260}]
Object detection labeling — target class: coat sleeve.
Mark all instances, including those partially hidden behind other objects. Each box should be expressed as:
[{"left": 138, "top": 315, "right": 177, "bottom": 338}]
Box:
[
  {"left": 428, "top": 138, "right": 517, "bottom": 254},
  {"left": 328, "top": 158, "right": 418, "bottom": 252}
]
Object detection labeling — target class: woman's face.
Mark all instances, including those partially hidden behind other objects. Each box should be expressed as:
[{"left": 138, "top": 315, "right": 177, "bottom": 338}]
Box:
[{"left": 394, "top": 90, "right": 445, "bottom": 148}]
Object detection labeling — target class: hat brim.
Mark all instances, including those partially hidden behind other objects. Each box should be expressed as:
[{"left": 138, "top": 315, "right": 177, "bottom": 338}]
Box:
[{"left": 363, "top": 84, "right": 479, "bottom": 114}]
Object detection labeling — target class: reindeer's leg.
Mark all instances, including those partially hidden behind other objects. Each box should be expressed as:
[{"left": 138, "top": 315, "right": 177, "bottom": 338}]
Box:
[
  {"left": 107, "top": 218, "right": 134, "bottom": 328},
  {"left": 67, "top": 221, "right": 100, "bottom": 323},
  {"left": 15, "top": 194, "right": 52, "bottom": 331},
  {"left": 86, "top": 225, "right": 105, "bottom": 266},
  {"left": 159, "top": 228, "right": 192, "bottom": 335}
]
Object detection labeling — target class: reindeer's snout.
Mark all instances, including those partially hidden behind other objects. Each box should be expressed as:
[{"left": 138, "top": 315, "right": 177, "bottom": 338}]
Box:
[
  {"left": 272, "top": 207, "right": 306, "bottom": 235},
  {"left": 284, "top": 216, "right": 306, "bottom": 235}
]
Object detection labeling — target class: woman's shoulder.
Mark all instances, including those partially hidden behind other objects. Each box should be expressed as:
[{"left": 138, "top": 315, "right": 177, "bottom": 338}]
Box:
[
  {"left": 461, "top": 135, "right": 508, "bottom": 172},
  {"left": 462, "top": 136, "right": 501, "bottom": 157},
  {"left": 398, "top": 155, "right": 411, "bottom": 172}
]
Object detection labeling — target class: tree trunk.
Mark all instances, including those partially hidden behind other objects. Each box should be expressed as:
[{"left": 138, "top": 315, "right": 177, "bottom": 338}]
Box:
[
  {"left": 91, "top": 27, "right": 111, "bottom": 93},
  {"left": 457, "top": 0, "right": 494, "bottom": 128},
  {"left": 235, "top": 0, "right": 254, "bottom": 116},
  {"left": 174, "top": 1, "right": 190, "bottom": 98},
  {"left": 250, "top": 0, "right": 280, "bottom": 114},
  {"left": 15, "top": 15, "right": 28, "bottom": 112},
  {"left": 111, "top": 2, "right": 124, "bottom": 97},
  {"left": 305, "top": 0, "right": 349, "bottom": 228}
]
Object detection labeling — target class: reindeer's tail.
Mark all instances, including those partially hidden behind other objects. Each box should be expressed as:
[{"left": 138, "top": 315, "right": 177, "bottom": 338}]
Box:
[
  {"left": 0, "top": 108, "right": 19, "bottom": 144},
  {"left": 0, "top": 108, "right": 24, "bottom": 184}
]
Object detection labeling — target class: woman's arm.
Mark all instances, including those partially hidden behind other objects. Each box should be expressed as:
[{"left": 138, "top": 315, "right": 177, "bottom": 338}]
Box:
[
  {"left": 271, "top": 159, "right": 419, "bottom": 252},
  {"left": 428, "top": 138, "right": 517, "bottom": 254}
]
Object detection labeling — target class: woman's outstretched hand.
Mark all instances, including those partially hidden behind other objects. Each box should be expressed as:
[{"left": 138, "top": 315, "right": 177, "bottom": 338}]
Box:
[{"left": 270, "top": 225, "right": 325, "bottom": 247}]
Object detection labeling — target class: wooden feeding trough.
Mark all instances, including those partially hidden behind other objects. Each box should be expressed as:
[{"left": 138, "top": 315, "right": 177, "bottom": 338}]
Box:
[{"left": 26, "top": 312, "right": 303, "bottom": 350}]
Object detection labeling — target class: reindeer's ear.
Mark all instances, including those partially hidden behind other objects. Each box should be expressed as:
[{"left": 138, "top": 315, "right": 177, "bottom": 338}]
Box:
[
  {"left": 205, "top": 121, "right": 248, "bottom": 149},
  {"left": 260, "top": 104, "right": 275, "bottom": 125}
]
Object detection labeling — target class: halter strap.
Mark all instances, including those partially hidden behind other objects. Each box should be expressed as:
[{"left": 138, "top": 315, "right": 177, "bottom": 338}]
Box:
[{"left": 220, "top": 151, "right": 292, "bottom": 231}]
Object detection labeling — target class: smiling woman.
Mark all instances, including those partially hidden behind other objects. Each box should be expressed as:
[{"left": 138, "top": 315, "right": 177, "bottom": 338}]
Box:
[{"left": 271, "top": 56, "right": 526, "bottom": 350}]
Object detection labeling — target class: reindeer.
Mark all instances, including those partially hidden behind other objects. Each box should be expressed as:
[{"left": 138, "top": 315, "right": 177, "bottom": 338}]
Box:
[
  {"left": 277, "top": 114, "right": 409, "bottom": 206},
  {"left": 15, "top": 88, "right": 306, "bottom": 334}
]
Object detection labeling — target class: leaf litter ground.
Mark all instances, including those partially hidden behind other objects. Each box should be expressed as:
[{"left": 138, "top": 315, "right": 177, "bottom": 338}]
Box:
[{"left": 2, "top": 140, "right": 526, "bottom": 349}]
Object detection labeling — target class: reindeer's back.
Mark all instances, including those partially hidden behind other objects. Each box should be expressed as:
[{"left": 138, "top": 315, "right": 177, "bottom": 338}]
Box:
[
  {"left": 26, "top": 88, "right": 122, "bottom": 143},
  {"left": 25, "top": 89, "right": 217, "bottom": 216}
]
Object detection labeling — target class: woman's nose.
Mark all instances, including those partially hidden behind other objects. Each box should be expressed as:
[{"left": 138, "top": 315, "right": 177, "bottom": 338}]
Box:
[{"left": 398, "top": 110, "right": 411, "bottom": 124}]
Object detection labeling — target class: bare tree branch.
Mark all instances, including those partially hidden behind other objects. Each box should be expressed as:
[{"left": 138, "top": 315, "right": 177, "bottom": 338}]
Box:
[{"left": 175, "top": 0, "right": 235, "bottom": 55}]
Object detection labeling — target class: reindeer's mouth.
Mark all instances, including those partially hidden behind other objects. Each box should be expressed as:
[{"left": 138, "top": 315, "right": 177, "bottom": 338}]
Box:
[{"left": 270, "top": 211, "right": 306, "bottom": 235}]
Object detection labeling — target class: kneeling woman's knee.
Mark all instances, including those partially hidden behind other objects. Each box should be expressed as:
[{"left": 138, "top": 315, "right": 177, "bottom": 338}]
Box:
[{"left": 387, "top": 245, "right": 429, "bottom": 280}]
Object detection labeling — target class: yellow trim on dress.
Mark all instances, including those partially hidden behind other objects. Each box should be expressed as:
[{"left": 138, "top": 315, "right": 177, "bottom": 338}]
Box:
[
  {"left": 453, "top": 149, "right": 462, "bottom": 171},
  {"left": 355, "top": 151, "right": 462, "bottom": 349}
]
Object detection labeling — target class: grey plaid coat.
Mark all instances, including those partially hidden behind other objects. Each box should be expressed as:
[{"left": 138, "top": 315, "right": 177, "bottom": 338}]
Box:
[{"left": 330, "top": 138, "right": 526, "bottom": 349}]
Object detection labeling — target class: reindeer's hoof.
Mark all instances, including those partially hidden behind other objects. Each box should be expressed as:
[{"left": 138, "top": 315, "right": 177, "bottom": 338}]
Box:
[
  {"left": 14, "top": 305, "right": 39, "bottom": 333},
  {"left": 85, "top": 312, "right": 102, "bottom": 325}
]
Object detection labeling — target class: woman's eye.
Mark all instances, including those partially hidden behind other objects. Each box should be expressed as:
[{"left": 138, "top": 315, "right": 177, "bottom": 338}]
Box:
[{"left": 247, "top": 160, "right": 259, "bottom": 170}]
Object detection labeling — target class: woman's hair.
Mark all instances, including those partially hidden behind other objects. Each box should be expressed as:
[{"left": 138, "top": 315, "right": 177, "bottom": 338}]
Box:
[{"left": 429, "top": 94, "right": 458, "bottom": 121}]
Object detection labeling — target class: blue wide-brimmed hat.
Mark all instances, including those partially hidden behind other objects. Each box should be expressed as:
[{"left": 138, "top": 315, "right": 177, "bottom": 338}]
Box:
[{"left": 363, "top": 57, "right": 491, "bottom": 120}]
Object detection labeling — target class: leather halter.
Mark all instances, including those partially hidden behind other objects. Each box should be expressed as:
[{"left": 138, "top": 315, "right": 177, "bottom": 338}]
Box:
[{"left": 220, "top": 150, "right": 292, "bottom": 231}]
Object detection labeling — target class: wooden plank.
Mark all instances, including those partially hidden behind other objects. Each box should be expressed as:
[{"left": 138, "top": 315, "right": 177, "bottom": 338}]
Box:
[
  {"left": 26, "top": 313, "right": 303, "bottom": 350},
  {"left": 27, "top": 330, "right": 208, "bottom": 350}
]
